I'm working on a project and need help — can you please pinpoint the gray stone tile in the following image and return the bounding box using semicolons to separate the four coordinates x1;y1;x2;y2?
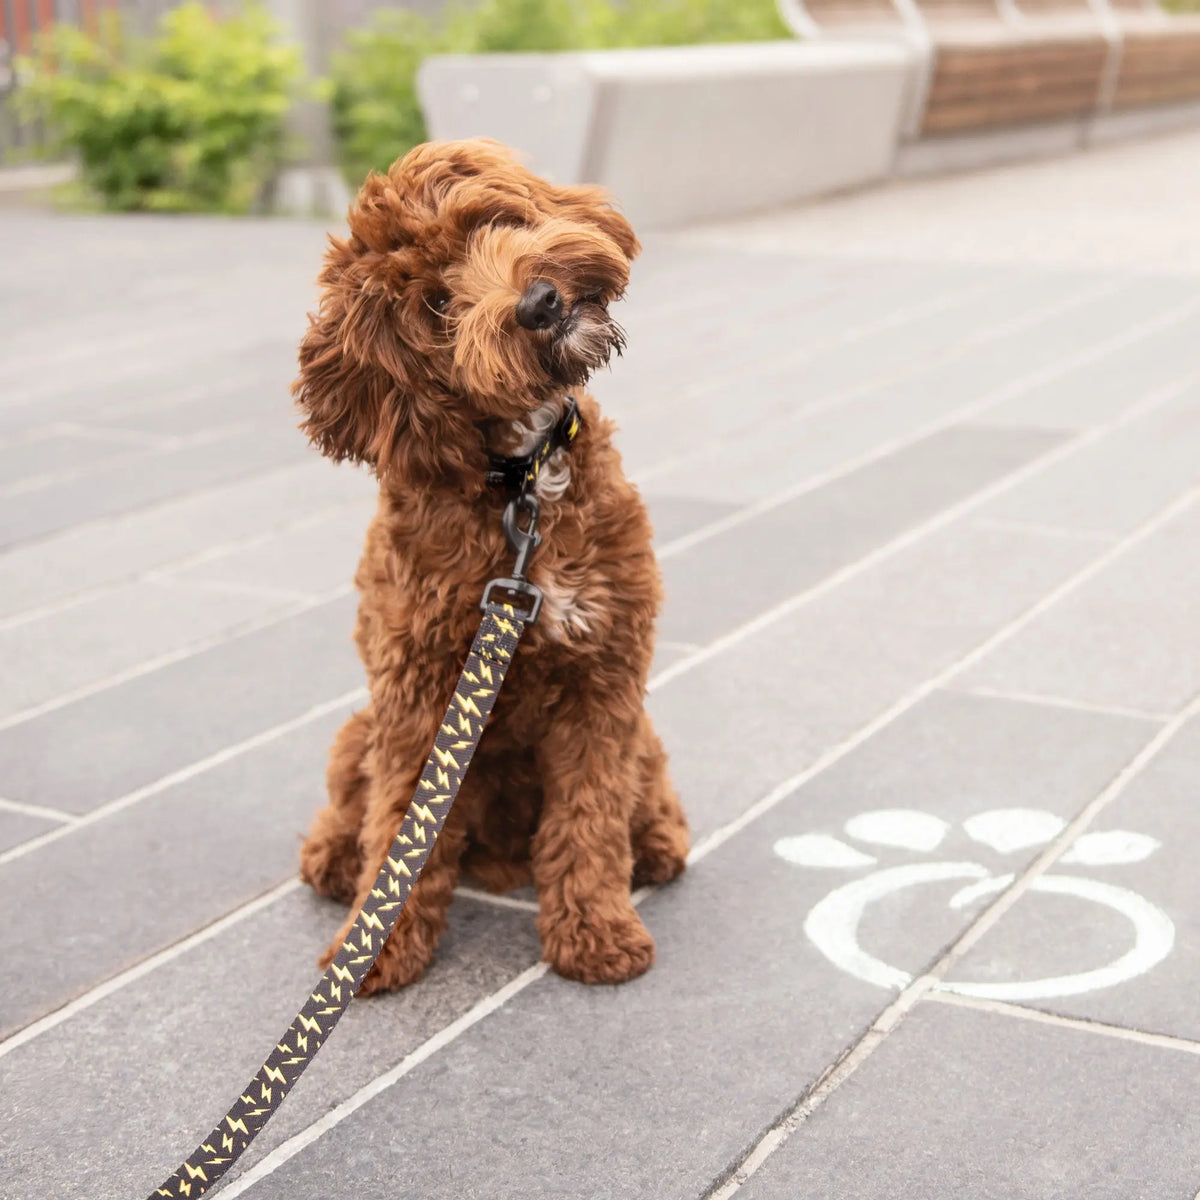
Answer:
232;689;1151;1200
0;593;361;814
652;520;1100;845
961;497;1200;714
0;808;60;855
0;460;374;621
0;424;308;549
954;711;1200;1043
981;379;1200;535
0;705;353;1034
163;505;373;599
0;577;290;722
614;275;1186;487
0;429;154;488
984;311;1200;430
739;1001;1200;1200
645;494;739;546
656;424;1065;647
0;892;540;1200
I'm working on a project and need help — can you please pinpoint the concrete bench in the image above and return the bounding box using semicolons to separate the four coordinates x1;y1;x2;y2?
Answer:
418;41;914;227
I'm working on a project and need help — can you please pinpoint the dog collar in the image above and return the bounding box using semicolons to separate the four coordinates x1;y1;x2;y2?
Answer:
485;396;582;493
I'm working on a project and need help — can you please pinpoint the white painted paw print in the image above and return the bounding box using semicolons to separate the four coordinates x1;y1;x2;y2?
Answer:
774;808;1174;1001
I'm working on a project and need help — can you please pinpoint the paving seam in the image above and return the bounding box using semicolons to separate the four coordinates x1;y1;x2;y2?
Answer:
0;583;355;733
927;991;1200;1056
0;493;372;633
657;295;1200;562
636;276;1120;489
214;457;1200;1198
0;687;369;869
971;516;1118;543
943;684;1173;723
0;796;76;824
3;362;1196;1044
2;281;1179;719
707;621;1200;1197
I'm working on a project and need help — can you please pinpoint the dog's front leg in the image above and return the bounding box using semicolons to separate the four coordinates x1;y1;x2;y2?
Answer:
320;691;468;994
533;695;655;984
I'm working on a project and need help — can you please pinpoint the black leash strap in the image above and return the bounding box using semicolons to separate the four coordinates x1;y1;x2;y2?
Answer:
148;498;543;1199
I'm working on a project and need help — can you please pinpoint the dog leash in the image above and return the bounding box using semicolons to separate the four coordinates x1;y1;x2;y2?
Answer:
147;492;545;1199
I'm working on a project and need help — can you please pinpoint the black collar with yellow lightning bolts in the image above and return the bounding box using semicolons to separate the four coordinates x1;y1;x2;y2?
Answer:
485;395;581;493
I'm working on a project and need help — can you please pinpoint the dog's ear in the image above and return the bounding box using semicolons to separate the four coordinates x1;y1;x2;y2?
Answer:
544;183;641;263
293;240;401;468
295;234;484;491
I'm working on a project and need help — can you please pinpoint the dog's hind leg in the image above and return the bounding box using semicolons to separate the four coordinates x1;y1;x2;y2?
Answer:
321;695;471;993
300;708;372;904
630;712;689;888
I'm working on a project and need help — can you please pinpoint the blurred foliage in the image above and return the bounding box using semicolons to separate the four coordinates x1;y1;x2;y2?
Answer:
16;2;300;212
329;0;790;185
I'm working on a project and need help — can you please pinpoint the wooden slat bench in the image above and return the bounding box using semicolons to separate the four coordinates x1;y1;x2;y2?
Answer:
1107;0;1200;109
778;0;1200;143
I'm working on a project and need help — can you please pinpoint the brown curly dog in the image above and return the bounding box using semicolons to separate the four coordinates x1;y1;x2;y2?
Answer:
295;139;689;993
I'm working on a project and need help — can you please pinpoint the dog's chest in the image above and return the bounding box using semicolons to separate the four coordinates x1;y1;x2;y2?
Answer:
538;575;603;642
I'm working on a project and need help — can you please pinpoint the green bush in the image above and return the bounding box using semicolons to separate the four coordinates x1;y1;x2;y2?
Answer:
17;2;300;212
328;0;790;185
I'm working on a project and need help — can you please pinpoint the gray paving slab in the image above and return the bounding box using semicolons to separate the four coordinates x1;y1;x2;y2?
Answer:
0;428;159;487
961;496;1200;714
980;379;1200;536
983;311;1200;430
653;518;1101;844
0;705;352;1035
738;1001;1200;1200
0;593;360;814
227;688;1152;1200
0;423;308;549
619;274;1182;494
163;505;374;599
644;494;740;545
954;710;1200;1043
0;341;294;438
0;460;374;620
0;576;292;722
0;892;540;1200
627;271;1095;502
657;424;1064;647
0;808;61;854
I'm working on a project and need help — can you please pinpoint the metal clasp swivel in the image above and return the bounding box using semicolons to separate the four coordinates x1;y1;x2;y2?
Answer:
480;493;544;623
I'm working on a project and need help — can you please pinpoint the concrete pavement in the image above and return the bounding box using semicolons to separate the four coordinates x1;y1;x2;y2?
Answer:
2;129;1200;1199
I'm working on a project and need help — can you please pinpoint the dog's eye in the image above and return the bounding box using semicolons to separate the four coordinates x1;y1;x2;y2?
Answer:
428;291;451;315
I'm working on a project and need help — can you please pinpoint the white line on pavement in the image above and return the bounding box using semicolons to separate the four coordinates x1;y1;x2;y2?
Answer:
0;796;76;824
0;688;367;869
650;370;1198;691
946;684;1172;724
927;991;1200;1057
0;879;303;1064
0;583;355;733
708;639;1200;1196
2;365;1195;1070
454;887;539;913
655;295;1199;562
220;472;1200;1197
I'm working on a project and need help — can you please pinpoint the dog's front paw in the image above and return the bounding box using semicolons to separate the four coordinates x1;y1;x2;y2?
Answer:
541;903;655;984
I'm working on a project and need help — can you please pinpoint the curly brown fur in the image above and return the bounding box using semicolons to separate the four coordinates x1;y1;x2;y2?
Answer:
296;139;689;991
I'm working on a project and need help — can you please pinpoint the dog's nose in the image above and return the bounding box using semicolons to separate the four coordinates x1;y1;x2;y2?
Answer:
515;280;563;331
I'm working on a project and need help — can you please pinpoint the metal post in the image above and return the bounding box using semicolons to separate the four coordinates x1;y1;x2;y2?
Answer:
266;0;351;217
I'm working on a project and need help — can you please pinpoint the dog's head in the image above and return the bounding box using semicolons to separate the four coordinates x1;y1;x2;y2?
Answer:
294;139;639;487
